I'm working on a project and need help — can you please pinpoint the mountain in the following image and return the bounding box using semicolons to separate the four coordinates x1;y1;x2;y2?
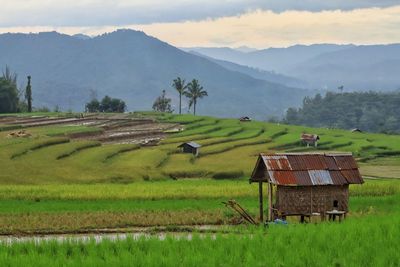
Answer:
181;47;249;65
234;46;258;53
286;44;400;91
0;30;310;119
186;44;353;72
188;44;400;91
72;34;91;40
189;51;309;89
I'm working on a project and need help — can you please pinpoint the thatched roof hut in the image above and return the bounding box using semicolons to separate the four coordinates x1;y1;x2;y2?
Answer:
250;152;364;222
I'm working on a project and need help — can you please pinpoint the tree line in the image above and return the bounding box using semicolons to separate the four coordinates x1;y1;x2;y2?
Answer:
153;78;208;115
283;91;400;134
85;96;126;113
1;66;208;115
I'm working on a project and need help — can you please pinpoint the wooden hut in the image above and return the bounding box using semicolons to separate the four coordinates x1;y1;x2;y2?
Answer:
250;152;364;222
301;133;319;147
178;142;201;156
351;128;362;133
239;116;252;122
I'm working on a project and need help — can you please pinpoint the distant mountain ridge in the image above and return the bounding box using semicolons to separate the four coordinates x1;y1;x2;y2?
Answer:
189;50;309;89
188;44;400;91
0;30;310;119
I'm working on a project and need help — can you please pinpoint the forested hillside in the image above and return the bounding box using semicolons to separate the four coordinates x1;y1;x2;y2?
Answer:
284;91;400;133
0;30;309;118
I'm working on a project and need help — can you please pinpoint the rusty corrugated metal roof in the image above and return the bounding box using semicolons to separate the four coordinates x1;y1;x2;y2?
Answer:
294;171;313;186
325;156;340;170
341;169;364;184
334;156;358;169
268;171;297;185
329;171;349;185
287;154;328;170
251;152;364;186
308;170;333;185
262;155;292;170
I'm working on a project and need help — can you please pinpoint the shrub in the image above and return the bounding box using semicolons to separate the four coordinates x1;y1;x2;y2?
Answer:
212;171;244;179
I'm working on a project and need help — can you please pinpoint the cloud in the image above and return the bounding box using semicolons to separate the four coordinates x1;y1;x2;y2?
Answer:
1;5;400;48
131;6;400;48
0;0;399;27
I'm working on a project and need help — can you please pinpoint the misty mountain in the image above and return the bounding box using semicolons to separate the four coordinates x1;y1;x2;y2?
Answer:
189;50;308;89
188;44;400;91
0;30;310;119
186;44;352;72
286;44;400;91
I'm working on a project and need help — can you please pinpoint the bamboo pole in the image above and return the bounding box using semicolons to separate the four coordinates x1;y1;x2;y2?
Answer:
259;182;263;223
268;183;273;222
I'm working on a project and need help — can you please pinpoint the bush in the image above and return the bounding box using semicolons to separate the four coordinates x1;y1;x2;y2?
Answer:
212;171;244;179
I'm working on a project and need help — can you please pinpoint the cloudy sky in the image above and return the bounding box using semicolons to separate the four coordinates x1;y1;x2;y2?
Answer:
1;0;400;48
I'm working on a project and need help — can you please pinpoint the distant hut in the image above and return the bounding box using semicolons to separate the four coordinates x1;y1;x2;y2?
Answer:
178;142;201;156
301;133;319;147
351;128;362;133
250;152;364;222
239;116;252;122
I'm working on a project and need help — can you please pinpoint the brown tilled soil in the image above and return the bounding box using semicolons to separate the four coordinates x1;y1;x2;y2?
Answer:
2;114;182;145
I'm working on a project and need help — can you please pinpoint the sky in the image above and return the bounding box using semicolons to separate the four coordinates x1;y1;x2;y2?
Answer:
1;0;400;48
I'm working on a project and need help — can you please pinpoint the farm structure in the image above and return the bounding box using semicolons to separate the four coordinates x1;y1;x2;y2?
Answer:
301;133;319;147
178;142;201;156
351;128;362;133
239;116;252;122
250;152;364;222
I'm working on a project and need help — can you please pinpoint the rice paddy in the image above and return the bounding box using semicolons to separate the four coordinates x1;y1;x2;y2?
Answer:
1;112;399;266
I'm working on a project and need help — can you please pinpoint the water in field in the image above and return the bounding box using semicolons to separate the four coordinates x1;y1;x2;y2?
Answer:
0;225;222;244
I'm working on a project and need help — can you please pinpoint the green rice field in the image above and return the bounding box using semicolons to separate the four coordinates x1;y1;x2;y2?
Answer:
0;112;399;266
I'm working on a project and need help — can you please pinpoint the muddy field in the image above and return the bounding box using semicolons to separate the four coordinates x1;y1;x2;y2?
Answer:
1;114;183;145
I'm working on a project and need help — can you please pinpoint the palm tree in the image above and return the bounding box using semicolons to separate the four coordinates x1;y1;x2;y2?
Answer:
184;79;208;115
172;77;188;114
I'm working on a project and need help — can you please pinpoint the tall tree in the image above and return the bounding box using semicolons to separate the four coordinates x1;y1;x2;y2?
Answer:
25;76;32;112
2;66;17;86
172;77;187;114
152;90;173;113
0;66;19;113
184;79;208;115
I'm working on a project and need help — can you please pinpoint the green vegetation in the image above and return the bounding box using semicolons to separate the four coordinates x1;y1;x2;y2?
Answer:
184;79;208;115
0;203;399;266
1;113;400;184
172;77;188;114
152;90;173;113
0;67;20;113
25;76;32;112
0;113;399;266
284;91;400;134
85;95;126;113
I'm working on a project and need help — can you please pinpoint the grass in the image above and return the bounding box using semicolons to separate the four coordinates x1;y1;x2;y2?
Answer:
1;113;400;182
1;112;400;235
0;112;400;265
0;214;399;266
0;179;398;234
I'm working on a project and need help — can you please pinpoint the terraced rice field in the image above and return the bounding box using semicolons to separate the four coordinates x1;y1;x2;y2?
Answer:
0;112;400;267
1;112;400;183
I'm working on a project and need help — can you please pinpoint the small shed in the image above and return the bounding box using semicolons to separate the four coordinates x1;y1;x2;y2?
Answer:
301;133;319;147
250;152;364;222
351;128;362;133
239;116;252;122
178;142;201;156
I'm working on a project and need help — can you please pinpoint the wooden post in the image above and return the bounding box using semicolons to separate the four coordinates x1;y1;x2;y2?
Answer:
268;182;273;222
258;182;263;223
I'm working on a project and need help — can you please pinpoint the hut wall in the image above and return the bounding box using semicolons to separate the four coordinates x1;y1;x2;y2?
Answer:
276;185;349;215
182;145;198;155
